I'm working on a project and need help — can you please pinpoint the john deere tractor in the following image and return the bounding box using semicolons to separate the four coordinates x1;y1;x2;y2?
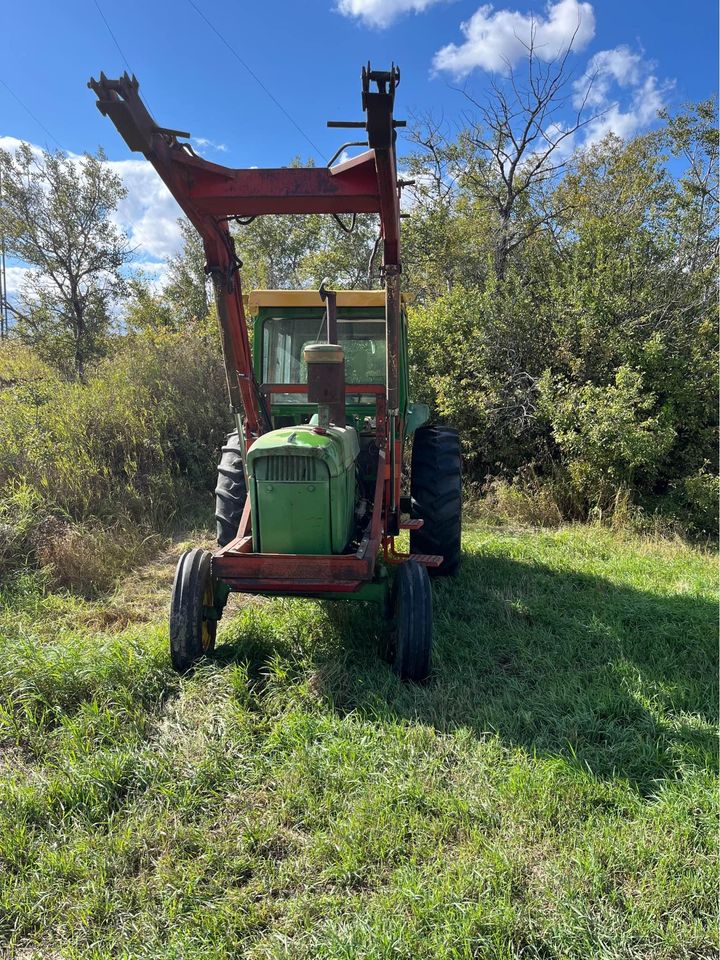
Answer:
89;64;461;681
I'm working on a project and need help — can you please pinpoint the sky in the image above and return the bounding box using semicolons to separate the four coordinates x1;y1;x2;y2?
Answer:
1;0;717;293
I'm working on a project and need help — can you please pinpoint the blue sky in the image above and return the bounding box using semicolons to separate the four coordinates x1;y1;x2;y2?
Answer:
2;0;717;288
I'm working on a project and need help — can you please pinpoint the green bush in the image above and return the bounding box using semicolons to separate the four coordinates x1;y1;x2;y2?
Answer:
408;279;716;534
408;277;548;478
0;330;227;523
404;105;717;536
539;366;677;510
0;329;228;587
0;482;45;574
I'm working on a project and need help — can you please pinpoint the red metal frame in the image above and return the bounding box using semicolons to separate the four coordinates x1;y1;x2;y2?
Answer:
89;66;439;594
259;383;385;394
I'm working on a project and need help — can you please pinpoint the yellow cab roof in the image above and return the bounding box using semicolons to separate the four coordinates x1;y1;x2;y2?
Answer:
245;290;408;313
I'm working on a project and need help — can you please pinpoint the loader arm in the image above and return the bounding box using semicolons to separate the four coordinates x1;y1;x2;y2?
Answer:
88;68;403;455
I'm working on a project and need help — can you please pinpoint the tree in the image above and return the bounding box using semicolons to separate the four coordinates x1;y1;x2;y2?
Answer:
458;23;603;279
407;98;717;530
0;144;130;379
163;217;211;326
124;274;175;332
539;366;676;510
406;22;600;282
402;113;485;300
551;122;717;486
660;97;718;274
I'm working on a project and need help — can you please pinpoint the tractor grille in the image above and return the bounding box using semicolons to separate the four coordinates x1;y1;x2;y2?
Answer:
258;456;324;482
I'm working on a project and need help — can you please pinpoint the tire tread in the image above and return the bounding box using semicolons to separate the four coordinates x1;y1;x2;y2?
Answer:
215;431;247;547
410;425;462;576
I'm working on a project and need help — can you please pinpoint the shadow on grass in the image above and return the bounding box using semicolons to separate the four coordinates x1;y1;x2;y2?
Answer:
215;552;717;794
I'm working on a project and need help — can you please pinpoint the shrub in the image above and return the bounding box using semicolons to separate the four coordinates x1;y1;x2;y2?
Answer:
0;329;227;524
35;521;163;595
471;474;565;528
0;482;47;575
0;328;228;588
539;366;677;511
408;278;549;478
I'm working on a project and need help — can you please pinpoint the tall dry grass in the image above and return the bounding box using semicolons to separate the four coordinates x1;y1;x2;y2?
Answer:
0;330;228;592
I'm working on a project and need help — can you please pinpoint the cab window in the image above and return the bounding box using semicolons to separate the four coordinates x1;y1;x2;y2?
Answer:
262;317;386;385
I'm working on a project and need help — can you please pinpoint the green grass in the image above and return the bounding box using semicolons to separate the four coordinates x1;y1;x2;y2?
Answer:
0;522;716;959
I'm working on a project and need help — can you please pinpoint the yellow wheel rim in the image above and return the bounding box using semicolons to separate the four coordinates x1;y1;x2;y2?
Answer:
201;578;214;652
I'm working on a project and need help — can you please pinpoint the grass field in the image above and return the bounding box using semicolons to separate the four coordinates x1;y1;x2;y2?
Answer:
0;521;717;959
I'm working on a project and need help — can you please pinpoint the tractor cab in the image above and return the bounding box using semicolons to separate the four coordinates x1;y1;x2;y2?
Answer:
243;289;414;557
248;290;407;431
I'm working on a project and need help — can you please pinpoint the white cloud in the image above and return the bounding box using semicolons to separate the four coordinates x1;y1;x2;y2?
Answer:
129;259;171;292
583;76;669;145
336;0;446;29
574;45;642;107
433;0;595;78
131;259;169;276
4;264;34;297
192;136;228;154
106;157;183;261
574;46;673;146
0;135;43;157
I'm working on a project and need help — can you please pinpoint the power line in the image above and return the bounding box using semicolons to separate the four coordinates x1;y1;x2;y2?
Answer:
0;77;63;150
92;0;133;75
186;0;323;158
91;0;156;116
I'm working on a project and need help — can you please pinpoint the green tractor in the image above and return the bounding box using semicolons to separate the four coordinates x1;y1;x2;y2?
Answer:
207;288;462;679
89;64;461;681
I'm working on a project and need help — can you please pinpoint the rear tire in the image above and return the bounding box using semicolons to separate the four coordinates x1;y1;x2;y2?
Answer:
170;548;216;672
215;431;247;547
410;425;462;577
388;559;433;683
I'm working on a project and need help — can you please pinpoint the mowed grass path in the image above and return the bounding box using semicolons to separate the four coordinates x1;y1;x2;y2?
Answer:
0;523;716;959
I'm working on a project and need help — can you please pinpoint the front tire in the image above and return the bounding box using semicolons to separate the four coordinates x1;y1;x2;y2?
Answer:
170;548;216;672
388;559;433;682
410;425;462;577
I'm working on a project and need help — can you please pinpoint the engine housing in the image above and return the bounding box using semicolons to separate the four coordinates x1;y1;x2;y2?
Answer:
246;425;359;555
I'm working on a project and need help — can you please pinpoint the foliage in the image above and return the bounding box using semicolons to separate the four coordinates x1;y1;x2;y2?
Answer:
233;210;379;290
540;366;676;508
2;88;717;537
124;189;379;338
408;276;552;478
0;144;131;379
666;467;720;538
124;274;176;332
406;100;718;532
0;331;227;587
164;217;212;325
0;522;715;955
124;220;215;334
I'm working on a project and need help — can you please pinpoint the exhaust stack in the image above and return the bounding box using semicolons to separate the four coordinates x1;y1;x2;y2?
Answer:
304;342;346;430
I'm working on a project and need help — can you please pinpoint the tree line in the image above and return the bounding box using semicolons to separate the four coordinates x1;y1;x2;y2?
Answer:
0;48;716;532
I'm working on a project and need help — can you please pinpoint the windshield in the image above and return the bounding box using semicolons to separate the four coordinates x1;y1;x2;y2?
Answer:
262;317;386;385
